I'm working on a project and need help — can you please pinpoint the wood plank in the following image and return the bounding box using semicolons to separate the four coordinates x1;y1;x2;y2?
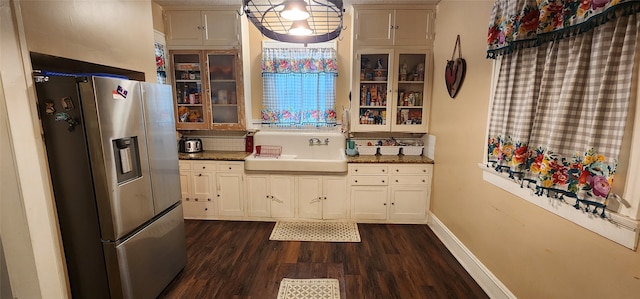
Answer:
158;220;488;299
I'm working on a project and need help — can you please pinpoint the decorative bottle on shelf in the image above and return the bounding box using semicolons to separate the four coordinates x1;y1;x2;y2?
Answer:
183;84;189;103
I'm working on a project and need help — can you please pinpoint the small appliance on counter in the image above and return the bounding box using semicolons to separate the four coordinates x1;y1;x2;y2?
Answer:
179;137;203;153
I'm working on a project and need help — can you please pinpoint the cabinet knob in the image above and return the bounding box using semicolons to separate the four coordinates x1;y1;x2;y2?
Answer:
355;169;358;172
355;180;358;183
217;194;220;197
396;169;399;172
195;198;198;201
422;180;426;183
389;25;394;30
324;196;327;200
208;198;212;201
384;203;387;205
198;173;202;177
186;197;190;201
382;169;385;172
391;202;395;205
395;25;399;29
204;207;208;211
229;167;232;170
423;169;426;172
396;180;399;182
202;166;206;169
382;180;385;183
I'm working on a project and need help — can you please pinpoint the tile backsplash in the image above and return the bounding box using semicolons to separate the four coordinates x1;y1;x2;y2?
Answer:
180;131;246;151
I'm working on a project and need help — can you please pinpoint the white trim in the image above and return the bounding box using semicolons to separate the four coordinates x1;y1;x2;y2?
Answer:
428;213;516;299
480;163;640;250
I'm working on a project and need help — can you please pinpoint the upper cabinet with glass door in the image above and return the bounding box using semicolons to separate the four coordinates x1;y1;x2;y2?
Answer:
170;49;245;130
392;51;430;132
351;50;431;133
207;50;244;130
352;51;393;131
172;51;208;130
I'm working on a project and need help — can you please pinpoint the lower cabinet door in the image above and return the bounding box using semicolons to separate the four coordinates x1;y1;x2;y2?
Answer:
269;175;295;218
389;186;428;222
246;175;269;217
216;173;244;217
351;186;388;220
298;176;323;219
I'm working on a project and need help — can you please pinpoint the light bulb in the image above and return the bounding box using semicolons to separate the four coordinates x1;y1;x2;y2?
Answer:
288;20;313;36
280;0;310;21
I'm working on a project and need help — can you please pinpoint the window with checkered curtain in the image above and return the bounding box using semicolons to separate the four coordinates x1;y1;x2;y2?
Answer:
486;0;640;217
261;47;338;126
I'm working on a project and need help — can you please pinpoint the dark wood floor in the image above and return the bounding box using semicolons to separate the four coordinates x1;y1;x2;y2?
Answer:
158;220;488;299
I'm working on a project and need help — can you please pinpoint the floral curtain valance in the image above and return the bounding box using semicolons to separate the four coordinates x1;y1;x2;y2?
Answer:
487;0;640;58
262;48;338;74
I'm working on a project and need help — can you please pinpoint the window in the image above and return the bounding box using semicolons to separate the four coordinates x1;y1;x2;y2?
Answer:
261;46;338;126
484;0;640;248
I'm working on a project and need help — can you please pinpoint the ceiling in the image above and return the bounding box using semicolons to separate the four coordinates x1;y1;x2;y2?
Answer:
154;0;441;7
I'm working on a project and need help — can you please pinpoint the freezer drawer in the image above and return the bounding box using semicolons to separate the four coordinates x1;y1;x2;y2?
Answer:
103;203;187;299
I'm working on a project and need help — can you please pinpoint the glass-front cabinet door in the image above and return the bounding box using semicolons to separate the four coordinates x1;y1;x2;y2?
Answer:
351;49;430;133
352;50;393;132
170;50;245;131
172;51;208;130
207;50;244;130
391;51;430;132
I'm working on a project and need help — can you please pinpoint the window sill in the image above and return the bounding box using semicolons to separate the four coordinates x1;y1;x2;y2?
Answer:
479;163;639;250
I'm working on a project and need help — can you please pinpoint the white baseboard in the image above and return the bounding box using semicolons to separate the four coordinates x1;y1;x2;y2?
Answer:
428;213;516;299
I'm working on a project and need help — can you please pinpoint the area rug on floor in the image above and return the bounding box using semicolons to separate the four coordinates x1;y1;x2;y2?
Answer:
277;278;340;299
269;221;361;242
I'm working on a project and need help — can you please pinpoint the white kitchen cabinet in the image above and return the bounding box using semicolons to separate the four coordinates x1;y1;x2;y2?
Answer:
388;164;432;222
164;9;240;47
179;160;245;219
351;50;432;133
349;164;389;221
349;163;432;223
246;174;295;218
354;7;435;47
351;186;389;220
215;163;245;217
181;161;217;218
298;175;348;220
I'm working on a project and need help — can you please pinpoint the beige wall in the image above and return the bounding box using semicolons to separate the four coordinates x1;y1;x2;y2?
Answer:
431;1;640;298
246;13;353;123
21;0;158;82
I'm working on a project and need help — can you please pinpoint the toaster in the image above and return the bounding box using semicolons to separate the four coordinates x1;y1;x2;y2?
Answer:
179;138;203;153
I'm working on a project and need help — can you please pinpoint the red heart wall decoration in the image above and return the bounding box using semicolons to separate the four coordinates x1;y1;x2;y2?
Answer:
445;35;466;98
445;58;466;98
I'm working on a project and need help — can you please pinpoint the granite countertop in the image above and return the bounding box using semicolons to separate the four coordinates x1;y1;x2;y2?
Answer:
179;151;434;164
178;151;249;161
347;155;434;164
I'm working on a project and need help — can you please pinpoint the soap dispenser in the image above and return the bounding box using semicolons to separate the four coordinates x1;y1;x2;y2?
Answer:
346;139;358;156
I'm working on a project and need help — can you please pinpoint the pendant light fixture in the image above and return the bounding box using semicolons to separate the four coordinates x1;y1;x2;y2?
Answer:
280;0;310;21
243;0;344;44
288;19;313;36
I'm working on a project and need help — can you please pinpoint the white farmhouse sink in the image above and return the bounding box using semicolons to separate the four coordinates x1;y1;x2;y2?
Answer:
244;130;347;173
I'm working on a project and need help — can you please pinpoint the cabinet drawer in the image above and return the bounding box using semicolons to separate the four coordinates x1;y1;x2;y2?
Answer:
179;161;191;171
390;175;430;185
217;162;244;173
191;161;217;172
349;165;389;175
351;175;388;186
390;165;432;175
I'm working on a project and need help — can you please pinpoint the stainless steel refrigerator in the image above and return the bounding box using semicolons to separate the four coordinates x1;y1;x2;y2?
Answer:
35;75;187;299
